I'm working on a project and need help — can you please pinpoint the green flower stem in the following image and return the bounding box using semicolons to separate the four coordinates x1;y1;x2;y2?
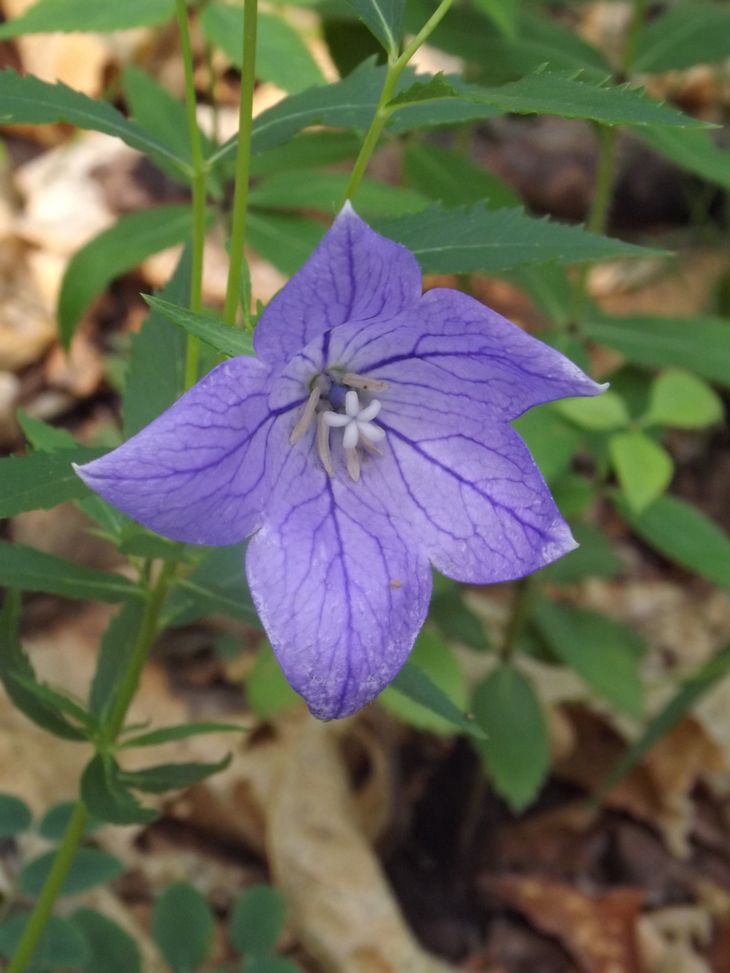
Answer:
176;0;208;389
8;563;176;973
6;804;89;973
501;576;538;662
572;0;647;326
344;0;456;201
222;0;258;327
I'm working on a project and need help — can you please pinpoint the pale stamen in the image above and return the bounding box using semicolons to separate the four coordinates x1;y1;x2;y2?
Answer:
316;411;334;476
345;447;361;482
289;386;322;444
341;372;388;393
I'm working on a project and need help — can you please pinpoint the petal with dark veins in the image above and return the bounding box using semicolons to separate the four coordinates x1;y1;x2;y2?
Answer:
75;357;300;546
246;449;432;719
253;203;422;369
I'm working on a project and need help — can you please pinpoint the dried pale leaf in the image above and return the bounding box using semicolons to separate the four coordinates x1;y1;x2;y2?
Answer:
486;874;645;973
0;239;56;370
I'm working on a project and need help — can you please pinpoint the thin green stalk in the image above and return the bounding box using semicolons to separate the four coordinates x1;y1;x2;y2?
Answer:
222;0;258;327
8;564;176;973
501;576;537;662
6;804;89;973
620;0;649;76
344;0;456;201
176;0;208;388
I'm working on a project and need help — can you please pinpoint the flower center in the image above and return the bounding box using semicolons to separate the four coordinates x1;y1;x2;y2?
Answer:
289;372;387;482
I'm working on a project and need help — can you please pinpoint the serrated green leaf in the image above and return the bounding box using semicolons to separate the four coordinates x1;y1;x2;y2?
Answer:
345;0;404;54
609;429;674;513
120;721;248;749
533;601;645;719
58;205;195;345
246;646;301;719
472;664;549;811
0;541;141;602
118;754;231;793
0;69;187;173
17;410;76;450
153;883;214;973
72;908;142;973
0;0;173;35
472;71;708;128
634;2;730;73
0;914;90;972
230;884;286;957
388;73;460;108
644;369;723;429
378;203;658;275
555;391;628;431
20;847;123;898
0;447;104;517
380;631;468;734
389;658;485;740
404;141;518;209
584;313;730;388
144;296;254;358
0;793;32;838
250;171;425;218
0;594;89;741
201;4;325;94
123;247;190;438
618;494;730;587
81;755;158;826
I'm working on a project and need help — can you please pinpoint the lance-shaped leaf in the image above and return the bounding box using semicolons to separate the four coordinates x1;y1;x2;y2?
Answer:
0;542;142;602
0;0;174;35
59;205;196;345
345;0;404;55
144;297;254;359
638;126;730;192
389;658;485;739
378;203;661;274
81;755;157;826
634;1;730;73
0;69;187;173
0;447;104;517
117;754;231;793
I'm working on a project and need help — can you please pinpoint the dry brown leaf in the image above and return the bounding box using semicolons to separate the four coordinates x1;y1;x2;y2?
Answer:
486;874;645;973
0;238;56;371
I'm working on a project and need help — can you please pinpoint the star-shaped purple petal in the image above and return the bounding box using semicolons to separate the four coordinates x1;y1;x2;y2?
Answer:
76;203;605;719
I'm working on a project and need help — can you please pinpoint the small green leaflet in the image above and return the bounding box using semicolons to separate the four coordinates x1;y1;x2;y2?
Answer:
152;883;214;973
71;909;142;973
0;794;32;838
229;885;286;958
609;430;674;514
0;0;174;35
472;664;550;811
20;848;122;897
643;370;723;430
0;447;103;518
533;601;645;719
117;755;231;794
0;70;187;174
389;659;485;740
59;205;195;346
345;0;404;55
0;914;90;971
0;541;142;603
144;297;254;358
584;313;730;388
617;494;730;588
119;721;248;749
378;204;661;274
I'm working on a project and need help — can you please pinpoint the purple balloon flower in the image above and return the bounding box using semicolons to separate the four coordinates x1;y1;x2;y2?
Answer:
76;204;604;719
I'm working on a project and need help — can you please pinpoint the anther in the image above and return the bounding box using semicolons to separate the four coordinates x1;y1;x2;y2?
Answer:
289;386;321;444
316;412;334;476
341;372;388;393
